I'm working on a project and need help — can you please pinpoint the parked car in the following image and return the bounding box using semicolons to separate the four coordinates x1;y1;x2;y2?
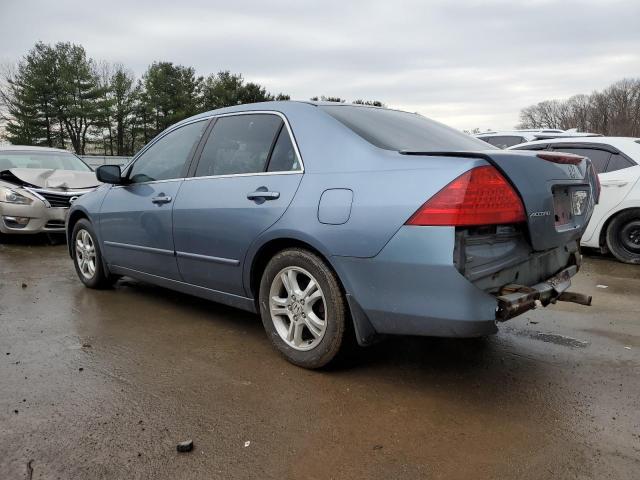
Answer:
510;137;640;264
0;146;99;235
66;102;598;368
476;129;600;149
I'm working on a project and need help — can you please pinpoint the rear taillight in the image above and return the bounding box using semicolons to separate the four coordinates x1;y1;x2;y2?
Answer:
536;152;583;165
406;166;526;226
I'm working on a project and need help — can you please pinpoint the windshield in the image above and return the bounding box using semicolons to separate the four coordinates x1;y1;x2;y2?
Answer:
320;105;495;152
0;150;92;172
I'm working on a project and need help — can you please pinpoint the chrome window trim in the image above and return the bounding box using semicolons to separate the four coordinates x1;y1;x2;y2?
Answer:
118;110;304;188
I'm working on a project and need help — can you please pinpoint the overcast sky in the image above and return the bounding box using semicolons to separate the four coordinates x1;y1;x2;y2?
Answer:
1;0;639;131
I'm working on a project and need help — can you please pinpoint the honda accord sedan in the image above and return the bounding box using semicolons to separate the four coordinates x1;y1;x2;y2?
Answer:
0;146;98;235
66;101;599;368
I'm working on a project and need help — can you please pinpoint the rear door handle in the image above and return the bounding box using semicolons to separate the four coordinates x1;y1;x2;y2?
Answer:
247;190;280;201
151;195;172;204
601;181;628;188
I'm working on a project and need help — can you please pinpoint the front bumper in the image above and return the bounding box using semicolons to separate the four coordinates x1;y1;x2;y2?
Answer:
333;226;583;340
0;201;68;234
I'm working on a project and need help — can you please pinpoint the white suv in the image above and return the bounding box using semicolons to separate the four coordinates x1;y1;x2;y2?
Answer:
510;137;640;264
476;129;600;149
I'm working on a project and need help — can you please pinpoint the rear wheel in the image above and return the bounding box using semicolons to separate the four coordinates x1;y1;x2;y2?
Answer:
259;248;348;368
71;219;118;288
606;211;640;264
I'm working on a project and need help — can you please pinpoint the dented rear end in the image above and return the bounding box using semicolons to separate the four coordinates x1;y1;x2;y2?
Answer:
403;149;599;322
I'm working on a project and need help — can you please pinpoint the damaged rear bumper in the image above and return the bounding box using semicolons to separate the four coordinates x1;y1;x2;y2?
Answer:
496;265;592;321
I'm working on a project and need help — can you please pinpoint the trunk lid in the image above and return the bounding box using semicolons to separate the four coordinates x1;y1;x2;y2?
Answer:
401;150;599;251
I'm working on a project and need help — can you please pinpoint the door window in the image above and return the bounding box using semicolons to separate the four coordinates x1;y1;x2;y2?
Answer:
195;114;283;177
129;120;207;183
484;136;526;148
267;128;301;172
550;147;610;173
606;153;634;172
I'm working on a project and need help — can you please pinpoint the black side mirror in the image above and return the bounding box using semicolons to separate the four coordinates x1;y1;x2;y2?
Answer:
96;165;124;184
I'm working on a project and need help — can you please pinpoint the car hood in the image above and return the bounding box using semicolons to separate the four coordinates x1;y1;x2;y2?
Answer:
0;168;100;190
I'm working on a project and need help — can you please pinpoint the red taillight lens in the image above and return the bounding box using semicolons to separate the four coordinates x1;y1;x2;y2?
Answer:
406;166;526;226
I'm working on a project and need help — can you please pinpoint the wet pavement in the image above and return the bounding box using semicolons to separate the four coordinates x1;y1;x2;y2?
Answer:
1;237;639;479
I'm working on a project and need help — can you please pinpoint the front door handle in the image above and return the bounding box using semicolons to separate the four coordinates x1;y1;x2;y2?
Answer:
151;194;172;204
247;190;280;201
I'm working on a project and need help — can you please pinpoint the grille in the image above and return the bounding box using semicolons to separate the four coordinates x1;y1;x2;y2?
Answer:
30;189;87;208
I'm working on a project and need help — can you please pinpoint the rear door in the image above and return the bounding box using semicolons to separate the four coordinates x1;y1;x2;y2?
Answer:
99;120;208;279
173;113;303;296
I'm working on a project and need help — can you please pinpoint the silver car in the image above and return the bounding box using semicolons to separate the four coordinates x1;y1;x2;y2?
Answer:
0;146;98;235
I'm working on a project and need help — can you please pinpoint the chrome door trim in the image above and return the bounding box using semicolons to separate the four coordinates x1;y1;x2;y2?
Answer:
176;251;240;266
103;240;175;256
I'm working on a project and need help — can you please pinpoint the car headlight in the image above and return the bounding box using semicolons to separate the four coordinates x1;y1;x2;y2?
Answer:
0;186;34;205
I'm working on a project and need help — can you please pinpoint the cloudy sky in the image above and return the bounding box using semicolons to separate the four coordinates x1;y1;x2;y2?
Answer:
1;0;639;131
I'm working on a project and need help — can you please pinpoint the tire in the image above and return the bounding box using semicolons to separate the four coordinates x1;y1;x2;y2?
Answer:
605;210;640;264
259;248;349;369
71;219;118;288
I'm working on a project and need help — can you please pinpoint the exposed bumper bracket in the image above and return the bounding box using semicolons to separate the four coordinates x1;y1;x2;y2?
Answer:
495;265;589;321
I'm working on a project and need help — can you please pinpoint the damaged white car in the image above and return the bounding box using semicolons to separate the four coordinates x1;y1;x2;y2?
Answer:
0;146;99;235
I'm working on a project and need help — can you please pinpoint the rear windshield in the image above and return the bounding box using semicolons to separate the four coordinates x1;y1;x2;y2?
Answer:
320;105;494;152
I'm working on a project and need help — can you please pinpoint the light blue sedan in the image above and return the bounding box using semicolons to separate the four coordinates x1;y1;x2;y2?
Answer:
66;101;599;368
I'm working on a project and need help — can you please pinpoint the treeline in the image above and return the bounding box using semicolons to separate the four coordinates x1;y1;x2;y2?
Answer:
0;42;290;155
0;42;386;156
518;78;640;136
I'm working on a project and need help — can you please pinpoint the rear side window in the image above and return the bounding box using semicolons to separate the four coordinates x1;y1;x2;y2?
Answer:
320;105;493;152
129;120;206;183
267;127;301;172
606;153;634;172
195;114;283;177
551;147;611;173
483;136;526;149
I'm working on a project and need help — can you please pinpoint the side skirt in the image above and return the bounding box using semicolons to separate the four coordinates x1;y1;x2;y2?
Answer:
109;265;257;313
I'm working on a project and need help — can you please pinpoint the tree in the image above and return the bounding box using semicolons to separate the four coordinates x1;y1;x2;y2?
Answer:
311;96;346;103
517;78;640;136
139;62;202;139
54;42;105;154
352;99;385;107
200;71;286;111
1;42;62;147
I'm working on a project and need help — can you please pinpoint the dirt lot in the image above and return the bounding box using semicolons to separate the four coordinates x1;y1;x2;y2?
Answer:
1;237;639;479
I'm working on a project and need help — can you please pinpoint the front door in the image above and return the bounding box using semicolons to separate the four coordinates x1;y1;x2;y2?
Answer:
100;120;208;280
173;113;303;296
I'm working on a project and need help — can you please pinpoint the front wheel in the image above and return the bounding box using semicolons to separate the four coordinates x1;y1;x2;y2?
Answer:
259;248;349;369
71;219;118;288
606;211;640;264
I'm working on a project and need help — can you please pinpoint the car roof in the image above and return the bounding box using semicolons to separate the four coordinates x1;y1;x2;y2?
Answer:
0;145;71;153
510;136;640;160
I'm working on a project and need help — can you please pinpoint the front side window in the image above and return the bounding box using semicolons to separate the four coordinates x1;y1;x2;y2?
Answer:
129;120;206;183
551;147;611;173
195;114;283;177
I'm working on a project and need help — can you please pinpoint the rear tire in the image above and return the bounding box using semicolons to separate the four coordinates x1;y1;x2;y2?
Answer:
259;248;348;369
606;211;640;264
71;219;118;288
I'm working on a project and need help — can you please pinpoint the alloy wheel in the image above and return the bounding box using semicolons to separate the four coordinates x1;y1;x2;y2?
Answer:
269;266;327;351
75;229;97;280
